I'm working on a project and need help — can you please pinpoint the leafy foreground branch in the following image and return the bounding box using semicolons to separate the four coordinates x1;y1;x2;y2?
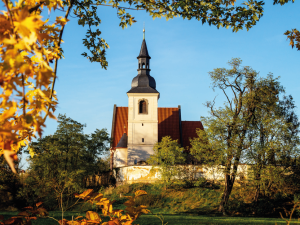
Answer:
0;189;155;225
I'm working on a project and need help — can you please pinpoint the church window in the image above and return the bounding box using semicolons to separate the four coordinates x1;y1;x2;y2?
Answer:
139;99;148;114
142;63;145;69
147;64;149;69
142;138;144;142
139;63;140;69
142;123;144;126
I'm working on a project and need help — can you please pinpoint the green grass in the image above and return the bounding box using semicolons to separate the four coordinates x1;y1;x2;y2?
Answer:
1;182;299;224
1;211;300;225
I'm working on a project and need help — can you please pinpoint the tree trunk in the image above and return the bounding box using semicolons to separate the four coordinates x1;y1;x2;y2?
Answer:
218;174;234;214
254;184;260;202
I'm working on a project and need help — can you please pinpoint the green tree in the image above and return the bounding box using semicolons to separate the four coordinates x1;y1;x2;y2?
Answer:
21;114;110;210
190;58;285;214
147;136;186;184
245;94;300;202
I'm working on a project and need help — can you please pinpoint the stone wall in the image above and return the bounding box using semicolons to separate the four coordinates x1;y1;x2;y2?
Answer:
113;164;250;185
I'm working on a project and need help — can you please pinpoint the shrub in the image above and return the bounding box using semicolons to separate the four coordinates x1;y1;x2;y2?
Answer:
194;177;207;187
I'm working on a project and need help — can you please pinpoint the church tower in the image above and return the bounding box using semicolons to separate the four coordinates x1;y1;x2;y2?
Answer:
126;29;159;165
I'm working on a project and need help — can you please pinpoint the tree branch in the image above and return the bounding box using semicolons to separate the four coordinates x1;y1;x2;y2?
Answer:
44;0;74;121
222;88;232;110
91;3;145;10
28;2;45;13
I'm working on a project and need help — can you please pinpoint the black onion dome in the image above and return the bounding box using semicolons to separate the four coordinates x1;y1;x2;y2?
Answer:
128;74;158;93
131;74;156;89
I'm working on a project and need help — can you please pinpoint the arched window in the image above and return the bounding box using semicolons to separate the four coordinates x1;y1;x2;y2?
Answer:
147;64;149;69
142;63;145;69
139;99;148;114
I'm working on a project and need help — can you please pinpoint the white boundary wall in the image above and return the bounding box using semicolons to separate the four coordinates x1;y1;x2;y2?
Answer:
114;164;250;185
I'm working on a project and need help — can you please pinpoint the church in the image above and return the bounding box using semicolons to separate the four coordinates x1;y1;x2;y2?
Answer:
110;30;203;169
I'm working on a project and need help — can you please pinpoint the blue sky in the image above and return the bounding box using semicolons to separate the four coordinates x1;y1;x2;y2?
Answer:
13;1;300;169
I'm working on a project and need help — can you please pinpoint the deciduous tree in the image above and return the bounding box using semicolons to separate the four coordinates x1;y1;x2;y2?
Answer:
190;58;288;214
21;114;110;210
245;94;300;202
147;136;186;183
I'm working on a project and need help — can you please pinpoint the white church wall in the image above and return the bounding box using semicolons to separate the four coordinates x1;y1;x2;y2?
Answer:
126;146;154;165
114;148;128;167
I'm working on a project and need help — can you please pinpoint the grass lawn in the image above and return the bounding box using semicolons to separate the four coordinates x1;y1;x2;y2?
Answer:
2;182;299;224
1;211;300;225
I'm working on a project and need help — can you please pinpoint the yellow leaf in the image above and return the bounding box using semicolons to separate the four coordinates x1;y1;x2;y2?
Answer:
0;102;17;122
134;190;147;198
77;189;93;199
85;211;101;222
14;7;43;37
92;193;103;201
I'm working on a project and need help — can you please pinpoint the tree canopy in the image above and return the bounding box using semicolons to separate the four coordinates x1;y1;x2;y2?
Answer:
190;58;300;214
147;136;186;183
21;114;110;210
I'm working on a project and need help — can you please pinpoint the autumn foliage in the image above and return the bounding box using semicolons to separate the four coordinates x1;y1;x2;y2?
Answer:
0;0;67;172
0;189;150;225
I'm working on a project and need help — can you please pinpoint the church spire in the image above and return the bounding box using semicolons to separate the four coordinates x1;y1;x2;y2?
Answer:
138;28;150;59
127;29;158;94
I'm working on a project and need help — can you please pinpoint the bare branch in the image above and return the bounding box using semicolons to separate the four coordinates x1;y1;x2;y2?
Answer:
222;88;232;111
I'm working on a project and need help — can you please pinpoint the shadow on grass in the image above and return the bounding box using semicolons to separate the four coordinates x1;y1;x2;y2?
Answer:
1;211;299;225
134;214;300;225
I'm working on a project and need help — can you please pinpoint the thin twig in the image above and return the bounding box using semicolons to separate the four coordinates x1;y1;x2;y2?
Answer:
46;215;60;223
65;197;81;211
91;3;145;10
4;0;15;35
44;0;74;121
22;74;26;116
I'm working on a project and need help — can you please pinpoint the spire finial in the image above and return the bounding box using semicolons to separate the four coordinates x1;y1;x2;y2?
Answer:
143;22;145;40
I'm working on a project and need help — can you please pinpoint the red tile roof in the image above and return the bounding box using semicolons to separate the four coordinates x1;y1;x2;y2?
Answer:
111;107;203;149
112;107;128;148
181;121;203;148
158;107;181;143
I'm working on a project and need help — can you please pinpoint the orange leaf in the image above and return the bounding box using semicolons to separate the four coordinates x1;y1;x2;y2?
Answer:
17;211;30;217
36;202;42;207
3;150;17;173
77;189;93;199
108;220;120;225
86;220;100;224
3;218;16;225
